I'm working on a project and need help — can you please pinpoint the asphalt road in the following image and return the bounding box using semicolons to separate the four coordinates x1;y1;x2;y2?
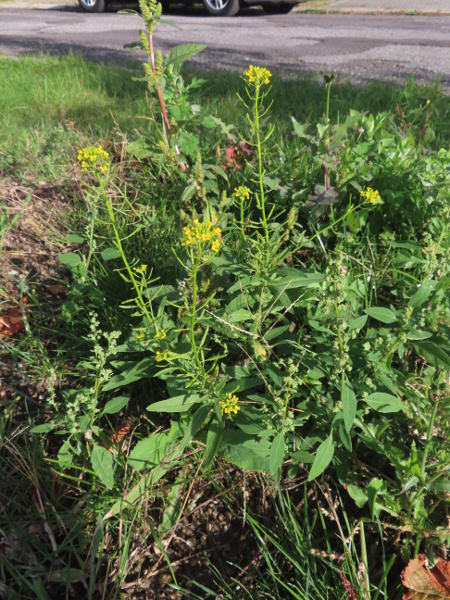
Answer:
0;6;449;90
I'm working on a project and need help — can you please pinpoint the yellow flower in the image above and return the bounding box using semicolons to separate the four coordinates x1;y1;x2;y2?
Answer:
219;393;240;417
243;65;272;86
360;187;382;205
233;186;250;202
155;329;166;340
77;145;110;173
155;349;168;362
181;219;221;254
133;264;148;274
211;239;221;253
135;330;144;340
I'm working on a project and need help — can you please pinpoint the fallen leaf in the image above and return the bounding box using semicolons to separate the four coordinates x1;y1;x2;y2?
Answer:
401;554;450;599
0;297;30;337
48;284;67;296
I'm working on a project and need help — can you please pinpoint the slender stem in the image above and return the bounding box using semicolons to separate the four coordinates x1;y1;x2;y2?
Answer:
190;256;202;372
421;388;439;476
360;520;371;599
254;84;270;254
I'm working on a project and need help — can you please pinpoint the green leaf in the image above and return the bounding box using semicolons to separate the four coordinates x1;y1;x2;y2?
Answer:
128;433;172;470
102;358;154;392
204;421;224;469
66;234;84;243
308;434;335;481
59;253;81;268
30;423;55;434
91;443;114;489
166;43;206;66
413;341;450;370
347;484;367;508
101;247;121;261
103;394;130;415
368;478;385;518
364;307;397;324
179;405;211;454
364;392;404;413
408;280;433;308
348;315;368;331
342;380;357;432
147;393;204;413
226;308;252;323
220;433;271;472
270;432;285;477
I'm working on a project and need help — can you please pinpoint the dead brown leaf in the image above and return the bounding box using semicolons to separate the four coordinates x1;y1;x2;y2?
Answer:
401;554;450;599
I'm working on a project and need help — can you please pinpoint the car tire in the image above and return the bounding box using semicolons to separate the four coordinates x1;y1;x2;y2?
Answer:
262;2;296;13
78;0;106;12
202;0;240;16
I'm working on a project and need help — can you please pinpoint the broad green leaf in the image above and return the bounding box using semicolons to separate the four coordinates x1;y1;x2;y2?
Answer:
270;432;285;477
342;380;357;432
59;252;81;268
308;434;335;481
30;423;55;434
66;234;84;243
226;308;252;323
103;394;130;415
147;393;204;413
204;421;224;469
347;484;368;508
290;450;315;464
406;329;432;341
408;280;433;308
179;405;211;454
413;341;450;370
364;307;397;324
101;247;121;261
264;325;289;340
91;443;114;489
219;430;271;472
348;315;368;331
166;43;206;66
364;392;404;413
102;358;154;392
128;433;172;470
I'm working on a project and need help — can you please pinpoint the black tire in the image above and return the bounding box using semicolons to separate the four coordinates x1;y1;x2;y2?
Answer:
78;0;106;12
262;2;296;13
202;0;240;16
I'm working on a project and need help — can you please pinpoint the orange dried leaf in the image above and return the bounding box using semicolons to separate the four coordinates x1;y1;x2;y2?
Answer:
48;284;67;296
0;298;29;337
401;554;450;599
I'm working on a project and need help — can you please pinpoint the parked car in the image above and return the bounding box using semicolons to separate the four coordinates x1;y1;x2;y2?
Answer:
78;0;303;16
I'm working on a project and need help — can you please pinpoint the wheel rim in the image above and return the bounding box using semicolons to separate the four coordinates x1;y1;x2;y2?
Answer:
204;0;230;11
81;0;96;7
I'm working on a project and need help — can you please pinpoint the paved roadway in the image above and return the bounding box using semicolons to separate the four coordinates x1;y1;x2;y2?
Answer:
0;6;449;90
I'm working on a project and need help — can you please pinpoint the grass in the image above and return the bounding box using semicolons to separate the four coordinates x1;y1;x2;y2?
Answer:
1;51;449;599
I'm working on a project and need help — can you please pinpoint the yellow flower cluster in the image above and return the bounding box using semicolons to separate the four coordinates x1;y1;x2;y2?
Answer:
233;186;250;202
155;329;166;340
181;219;221;253
133;264;147;274
156;349;168;362
77;145;110;172
136;329;144;340
361;187;382;205
243;65;272;86
219;393;240;417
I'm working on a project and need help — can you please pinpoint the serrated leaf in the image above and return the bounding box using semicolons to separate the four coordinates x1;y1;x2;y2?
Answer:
308;434;335;481
219;430;271;472
364;307;397;324
364;392;404;413
270;432;285;477
103;394;130;415
91;443;114;489
166;43;206;66
101;247;121;261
